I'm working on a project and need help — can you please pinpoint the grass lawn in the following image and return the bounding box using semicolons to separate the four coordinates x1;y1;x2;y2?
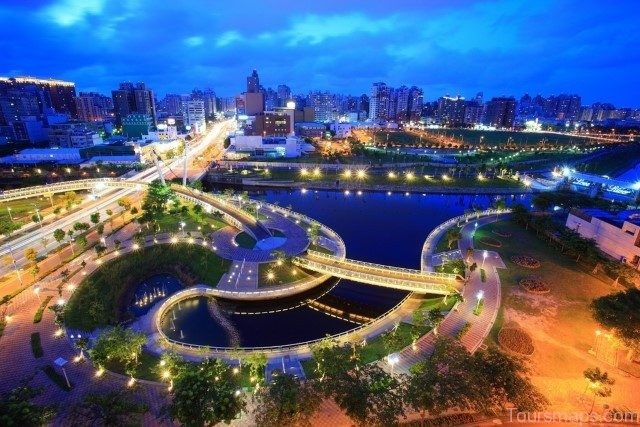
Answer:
104;350;160;381
64;244;231;330
433;226;460;254
257;262;315;287
234;232;256;249
146;201;226;236
308;243;334;255
576;143;640;176
0;193;73;224
417;295;456;312
473;218;640;411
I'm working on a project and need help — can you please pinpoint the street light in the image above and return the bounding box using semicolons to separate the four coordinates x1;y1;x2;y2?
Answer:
32;205;43;229
476;290;484;311
482;250;488;267
6;207;13;221
387;353;400;374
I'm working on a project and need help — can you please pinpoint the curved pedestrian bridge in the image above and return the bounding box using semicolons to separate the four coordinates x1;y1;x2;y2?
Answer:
294;250;463;295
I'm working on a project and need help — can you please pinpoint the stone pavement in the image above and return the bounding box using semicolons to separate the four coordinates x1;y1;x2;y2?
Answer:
395;213;508;373
217;260;260;291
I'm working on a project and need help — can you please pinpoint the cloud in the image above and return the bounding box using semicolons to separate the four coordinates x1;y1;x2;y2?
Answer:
40;0;104;26
216;31;243;47
184;36;205;47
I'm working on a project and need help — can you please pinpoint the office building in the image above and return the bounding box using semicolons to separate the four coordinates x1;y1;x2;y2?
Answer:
369;82;390;121
48;123;101;148
247;70;260;93
277;85;291;107
122;113;153;138
253;111;291;136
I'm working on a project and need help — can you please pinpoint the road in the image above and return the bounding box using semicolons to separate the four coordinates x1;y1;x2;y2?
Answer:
0;120;234;283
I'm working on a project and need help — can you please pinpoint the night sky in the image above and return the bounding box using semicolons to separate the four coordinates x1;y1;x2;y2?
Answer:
1;0;639;105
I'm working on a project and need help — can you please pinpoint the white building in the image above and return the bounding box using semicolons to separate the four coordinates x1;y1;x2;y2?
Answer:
181;99;206;134
225;135;314;159
566;208;640;269
0;148;82;164
144;123;178;141
330;120;352;138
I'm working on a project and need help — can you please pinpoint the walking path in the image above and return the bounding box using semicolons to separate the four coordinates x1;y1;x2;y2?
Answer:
395;213;508;373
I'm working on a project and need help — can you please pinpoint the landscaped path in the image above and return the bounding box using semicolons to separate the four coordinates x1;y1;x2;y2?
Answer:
395;213;507;373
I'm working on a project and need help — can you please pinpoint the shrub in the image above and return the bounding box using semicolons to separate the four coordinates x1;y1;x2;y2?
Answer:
34;296;53;323
31;332;43;358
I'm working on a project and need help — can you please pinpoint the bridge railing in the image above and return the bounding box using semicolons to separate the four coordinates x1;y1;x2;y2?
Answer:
154;287;414;356
303;250;460;282
421;208;511;271
293;257;455;293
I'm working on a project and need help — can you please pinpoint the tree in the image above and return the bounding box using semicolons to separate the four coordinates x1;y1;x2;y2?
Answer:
168;359;245;427
89;326;146;378
64;191;78;210
67;390;148;426
0;382;56;426
426;308;445;335
591;288;640;352
139;180;176;226
0;220;22;237
40;237;49;251
75;235;88;252
130;206;139;216
24;247;38;265
270;250;287;267
253;373;321;427
53;228;66;245
472;347;548;413
445;227;462;250
245;352;268;385
307;223;321;246
117;197;132;212
94;244;107;258
583;367;614;413
312;340;406;426
511;203;530;227
407;338;482;418
96;223;104;236
105;208;114;230
90;212;100;225
30;264;40;282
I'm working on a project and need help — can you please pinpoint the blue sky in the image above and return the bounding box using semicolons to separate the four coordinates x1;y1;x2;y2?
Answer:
1;0;639;105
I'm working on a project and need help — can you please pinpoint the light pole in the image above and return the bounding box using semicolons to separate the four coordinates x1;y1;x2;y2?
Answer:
33;285;41;301
387;353;400;374
180;221;186;237
482;250;488;268
32;205;43;229
475;290;484;311
6;207;13;222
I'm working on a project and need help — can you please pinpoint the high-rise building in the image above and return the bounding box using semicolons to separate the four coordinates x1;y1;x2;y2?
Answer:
408;87;424;121
247;70;260;93
191;89;217;117
111;82;156;126
181;99;206;133
369;82;390;121
265;88;278;110
277;85;291;107
395;86;411;121
163;94;183;115
308;91;335;122
483;97;516;128
0;76;77;118
437;96;466;125
75;92;110;122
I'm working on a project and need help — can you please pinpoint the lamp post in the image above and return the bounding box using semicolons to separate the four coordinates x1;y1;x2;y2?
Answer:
32;205;43;229
482;250;488;268
6;207;13;222
475;290;484;311
387;353;400;374
33;285;41;301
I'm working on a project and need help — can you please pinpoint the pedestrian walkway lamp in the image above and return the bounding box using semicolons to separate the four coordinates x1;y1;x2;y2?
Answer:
388;353;400;374
475;290;484;311
482;250;488;267
33;285;41;301
6;207;13;221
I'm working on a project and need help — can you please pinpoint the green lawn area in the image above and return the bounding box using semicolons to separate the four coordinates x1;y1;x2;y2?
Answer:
418;295;457;312
433;226;461;254
105;350;257;389
257;262;315;287
64;244;231;330
0;193;72;224
435;258;466;277
308;243;334;255
234;232;256;249
145;201;226;236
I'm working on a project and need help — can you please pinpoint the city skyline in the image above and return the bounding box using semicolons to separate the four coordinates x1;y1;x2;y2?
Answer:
1;0;639;105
